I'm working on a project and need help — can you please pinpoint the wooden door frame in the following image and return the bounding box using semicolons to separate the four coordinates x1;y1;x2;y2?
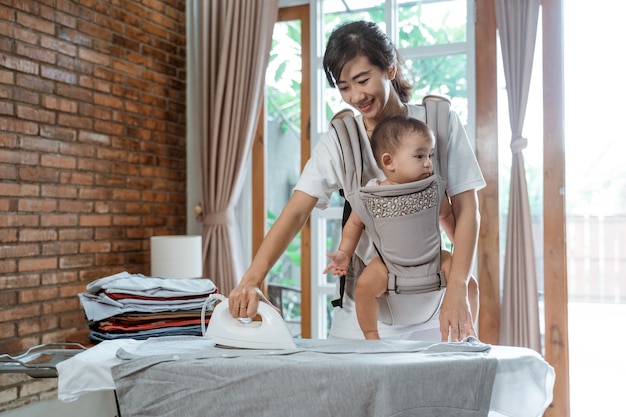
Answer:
252;4;311;338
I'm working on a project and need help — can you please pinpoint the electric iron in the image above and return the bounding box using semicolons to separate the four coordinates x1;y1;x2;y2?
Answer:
202;293;297;350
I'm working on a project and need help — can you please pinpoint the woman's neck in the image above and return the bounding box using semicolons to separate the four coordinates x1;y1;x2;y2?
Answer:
364;98;406;134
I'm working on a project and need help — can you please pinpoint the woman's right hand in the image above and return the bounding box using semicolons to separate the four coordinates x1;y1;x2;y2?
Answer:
228;282;281;319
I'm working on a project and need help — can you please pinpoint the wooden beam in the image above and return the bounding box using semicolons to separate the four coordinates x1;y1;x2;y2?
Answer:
542;0;570;415
252;105;265;259
474;0;500;345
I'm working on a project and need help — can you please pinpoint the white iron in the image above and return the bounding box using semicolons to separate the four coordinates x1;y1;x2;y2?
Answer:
202;294;297;350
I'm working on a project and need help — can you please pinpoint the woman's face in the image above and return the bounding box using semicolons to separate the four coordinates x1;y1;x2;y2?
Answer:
336;55;396;121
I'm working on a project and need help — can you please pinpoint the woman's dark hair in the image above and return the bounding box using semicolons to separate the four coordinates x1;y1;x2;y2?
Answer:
323;20;412;103
370;115;434;169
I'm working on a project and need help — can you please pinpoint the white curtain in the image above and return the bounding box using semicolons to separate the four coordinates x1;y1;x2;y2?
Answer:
496;0;542;352
188;0;279;294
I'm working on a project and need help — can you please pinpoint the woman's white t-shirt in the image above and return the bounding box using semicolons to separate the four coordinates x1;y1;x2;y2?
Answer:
293;103;486;341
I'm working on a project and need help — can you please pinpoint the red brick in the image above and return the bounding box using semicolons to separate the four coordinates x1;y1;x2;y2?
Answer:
93;119;124;135
78;46;110;65
16;42;55;64
0;291;17;308
17;105;55;124
18;257;58;272
41;271;78;286
40;214;78;227
41;95;78;113
41;184;79;199
39;124;77;141
19;287;59;304
93;91;123;109
0;54;39;74
0;117;39;135
57;83;92;101
3;214;40;228
17;198;58;213
41;155;76;169
0;68;14;83
42;241;79;256
80;241;111;253
58;200;93;213
18;166;59;183
0;101;14;115
18;229;58;242
59;141;96;158
0;304;41;323
79;214;111;227
59;255;94;270
0;274;40;290
58;228;94;241
40;6;77;30
17;316;59;336
41;65;78;84
40;35;77;56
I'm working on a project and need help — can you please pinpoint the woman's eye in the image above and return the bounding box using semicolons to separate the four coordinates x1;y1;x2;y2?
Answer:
358;78;369;85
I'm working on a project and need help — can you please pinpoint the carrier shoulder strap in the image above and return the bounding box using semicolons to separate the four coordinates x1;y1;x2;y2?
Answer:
330;109;360;308
422;95;451;181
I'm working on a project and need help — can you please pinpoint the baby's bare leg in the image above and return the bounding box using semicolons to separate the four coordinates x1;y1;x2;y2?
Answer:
355;257;388;340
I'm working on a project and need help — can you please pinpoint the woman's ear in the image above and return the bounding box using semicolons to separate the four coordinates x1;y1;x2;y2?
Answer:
387;65;398;81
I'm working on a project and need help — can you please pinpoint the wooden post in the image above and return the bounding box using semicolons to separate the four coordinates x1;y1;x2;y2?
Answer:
475;0;501;345
542;0;570;415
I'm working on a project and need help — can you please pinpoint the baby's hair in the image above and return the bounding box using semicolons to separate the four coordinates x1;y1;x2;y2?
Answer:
370;115;435;169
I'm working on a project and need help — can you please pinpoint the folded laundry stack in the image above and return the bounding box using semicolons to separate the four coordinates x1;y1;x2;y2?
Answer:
78;271;219;344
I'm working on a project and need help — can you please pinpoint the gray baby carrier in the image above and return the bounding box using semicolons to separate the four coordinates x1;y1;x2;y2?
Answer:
331;96;451;325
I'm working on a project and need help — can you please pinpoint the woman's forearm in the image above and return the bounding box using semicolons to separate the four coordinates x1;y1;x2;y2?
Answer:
447;190;480;287
239;190;318;288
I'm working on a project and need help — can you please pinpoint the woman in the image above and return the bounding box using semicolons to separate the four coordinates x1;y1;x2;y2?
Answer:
228;20;485;342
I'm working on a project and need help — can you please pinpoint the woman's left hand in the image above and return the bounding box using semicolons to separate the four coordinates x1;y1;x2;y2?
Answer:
438;282;476;342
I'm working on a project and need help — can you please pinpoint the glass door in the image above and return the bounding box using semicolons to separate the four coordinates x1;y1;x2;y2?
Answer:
254;5;310;338
564;2;625;415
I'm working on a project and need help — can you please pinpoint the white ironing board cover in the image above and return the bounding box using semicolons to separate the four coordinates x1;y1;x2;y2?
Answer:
57;336;554;417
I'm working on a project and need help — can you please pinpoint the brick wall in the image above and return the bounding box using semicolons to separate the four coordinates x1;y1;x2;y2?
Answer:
0;0;187;411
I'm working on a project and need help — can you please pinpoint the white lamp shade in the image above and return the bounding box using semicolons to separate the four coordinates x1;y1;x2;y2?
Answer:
150;235;203;278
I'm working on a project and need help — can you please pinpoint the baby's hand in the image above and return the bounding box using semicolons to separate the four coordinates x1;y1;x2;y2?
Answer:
323;250;350;276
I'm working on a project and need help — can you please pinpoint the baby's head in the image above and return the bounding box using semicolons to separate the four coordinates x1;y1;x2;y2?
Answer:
370;115;436;183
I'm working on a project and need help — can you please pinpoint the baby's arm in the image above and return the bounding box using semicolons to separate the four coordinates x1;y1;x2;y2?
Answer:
323;211;364;276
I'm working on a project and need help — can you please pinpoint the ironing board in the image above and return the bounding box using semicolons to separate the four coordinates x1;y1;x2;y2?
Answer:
56;336;554;417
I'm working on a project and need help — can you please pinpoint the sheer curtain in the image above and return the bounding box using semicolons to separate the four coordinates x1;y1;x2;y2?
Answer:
496;0;542;352
188;0;279;294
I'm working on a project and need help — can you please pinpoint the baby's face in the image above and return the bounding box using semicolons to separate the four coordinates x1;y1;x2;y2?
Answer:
387;132;435;184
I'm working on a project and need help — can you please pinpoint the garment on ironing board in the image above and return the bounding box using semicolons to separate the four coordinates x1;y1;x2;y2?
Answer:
331;113;448;325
